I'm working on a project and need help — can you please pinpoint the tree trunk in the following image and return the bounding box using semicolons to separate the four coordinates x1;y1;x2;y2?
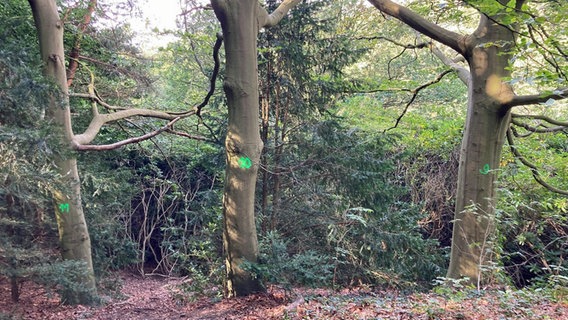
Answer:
447;14;515;285
367;0;523;285
212;0;265;297
212;0;299;296
29;0;97;304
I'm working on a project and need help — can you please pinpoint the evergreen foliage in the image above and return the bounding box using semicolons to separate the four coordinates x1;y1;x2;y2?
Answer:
0;0;96;303
1;0;566;305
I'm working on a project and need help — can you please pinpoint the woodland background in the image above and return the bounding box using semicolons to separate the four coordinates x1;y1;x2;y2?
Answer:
1;0;567;318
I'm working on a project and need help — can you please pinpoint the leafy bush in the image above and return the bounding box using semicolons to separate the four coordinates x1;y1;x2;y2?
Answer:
245;231;335;287
495;130;568;288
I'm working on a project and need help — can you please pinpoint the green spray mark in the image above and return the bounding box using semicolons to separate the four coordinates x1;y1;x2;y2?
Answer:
238;156;252;169
479;164;490;175
59;203;70;213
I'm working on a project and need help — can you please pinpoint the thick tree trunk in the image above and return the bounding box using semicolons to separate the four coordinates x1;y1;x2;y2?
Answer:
447;15;515;285
212;0;299;296
29;0;97;304
368;0;559;286
212;0;265;297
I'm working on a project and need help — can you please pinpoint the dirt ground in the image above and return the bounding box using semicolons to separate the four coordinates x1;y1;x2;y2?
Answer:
1;272;567;319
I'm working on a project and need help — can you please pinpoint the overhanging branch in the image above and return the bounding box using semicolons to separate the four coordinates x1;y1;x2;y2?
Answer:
69;31;223;149
367;0;467;55
73;117;181;151
504;88;568;109
512;114;568;127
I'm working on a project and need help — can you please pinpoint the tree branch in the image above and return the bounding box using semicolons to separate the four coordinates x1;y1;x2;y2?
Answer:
356;35;430;49
367;0;467;55
69;31;223;148
385;69;453;132
73;108;191;145
504;88;568;108
506;128;568;196
66;0;97;87
511;118;567;134
259;0;301;28
512;114;568;127
171;32;223;116
430;44;470;85
165;128;219;144
73;117;181;151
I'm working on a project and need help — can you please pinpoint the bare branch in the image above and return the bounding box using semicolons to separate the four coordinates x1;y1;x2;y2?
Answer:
510;125;534;138
171;33;223;117
259;0;301;28
356;36;430;49
367;0;467;55
504;88;568;108
512;114;568;127
165;128;219;144
349;87;411;94
69;32;223;148
73;117;181;151
511;118;567;133
73;108;191;145
385;69;453;132
430;44;470;85
506;128;568;196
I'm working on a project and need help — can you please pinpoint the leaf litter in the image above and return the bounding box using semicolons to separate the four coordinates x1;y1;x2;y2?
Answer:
1;272;566;319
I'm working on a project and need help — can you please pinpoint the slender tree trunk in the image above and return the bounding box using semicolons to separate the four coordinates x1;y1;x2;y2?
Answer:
212;0;265;297
447;15;515;284
270;85;283;230
260;84;270;222
29;0;97;304
212;0;299;296
66;0;97;87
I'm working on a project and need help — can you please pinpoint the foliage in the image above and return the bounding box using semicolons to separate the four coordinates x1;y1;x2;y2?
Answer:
496;128;568;288
0;0;98;304
253;117;447;288
243;231;335;288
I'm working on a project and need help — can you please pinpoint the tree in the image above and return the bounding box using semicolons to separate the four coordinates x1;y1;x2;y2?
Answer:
210;0;300;296
27;0;220;303
28;0;97;303
367;0;567;285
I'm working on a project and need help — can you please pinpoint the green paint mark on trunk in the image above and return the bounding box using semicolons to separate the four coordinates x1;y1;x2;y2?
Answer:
59;203;69;213
238;156;252;169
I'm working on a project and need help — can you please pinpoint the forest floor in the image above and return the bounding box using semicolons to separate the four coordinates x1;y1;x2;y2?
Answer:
1;271;567;319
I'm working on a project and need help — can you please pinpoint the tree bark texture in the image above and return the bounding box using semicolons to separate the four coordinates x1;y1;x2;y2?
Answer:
447;14;515;283
29;0;97;304
212;0;299;296
212;0;265;297
368;0;518;285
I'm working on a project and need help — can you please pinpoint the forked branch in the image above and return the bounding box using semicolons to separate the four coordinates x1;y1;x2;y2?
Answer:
73;117;181;151
512;114;568;127
70;33;224;150
511;118;567;134
259;0;302;28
